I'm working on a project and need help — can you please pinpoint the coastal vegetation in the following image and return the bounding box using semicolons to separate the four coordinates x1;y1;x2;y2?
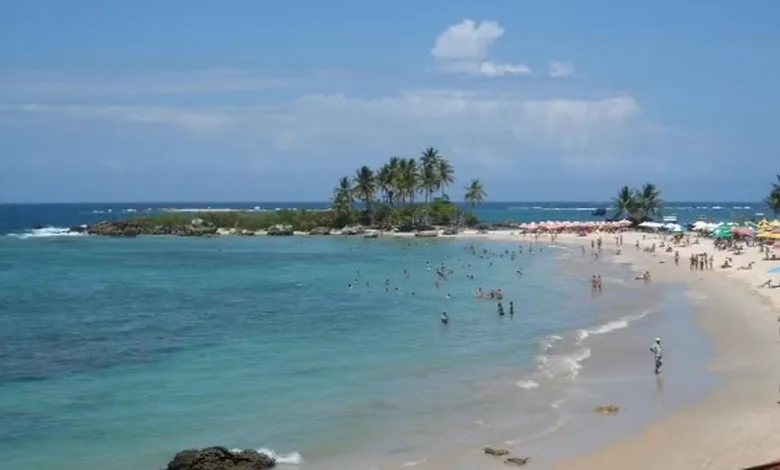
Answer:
764;174;780;216
91;147;483;235
612;183;663;222
331;148;481;229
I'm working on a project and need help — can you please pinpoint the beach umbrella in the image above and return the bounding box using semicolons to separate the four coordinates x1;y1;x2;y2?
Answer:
713;227;732;239
731;227;755;236
768;266;780;274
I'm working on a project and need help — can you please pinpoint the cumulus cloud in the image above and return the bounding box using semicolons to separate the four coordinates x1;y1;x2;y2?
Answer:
549;61;577;78
431;20;531;77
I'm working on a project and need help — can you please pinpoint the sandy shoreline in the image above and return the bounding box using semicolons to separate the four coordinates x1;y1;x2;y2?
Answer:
475;229;780;470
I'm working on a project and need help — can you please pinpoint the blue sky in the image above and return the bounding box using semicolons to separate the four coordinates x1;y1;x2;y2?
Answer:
0;0;778;202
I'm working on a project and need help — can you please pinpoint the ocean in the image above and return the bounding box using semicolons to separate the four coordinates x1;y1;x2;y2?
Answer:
0;201;768;237
0;203;732;469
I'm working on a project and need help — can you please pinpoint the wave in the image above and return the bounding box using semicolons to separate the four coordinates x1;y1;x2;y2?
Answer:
538;334;562;352
536;348;592;380
401;457;428;467
507;206;598;211
6;226;86;240
515;380;540;389
575;310;652;344
229;447;303;465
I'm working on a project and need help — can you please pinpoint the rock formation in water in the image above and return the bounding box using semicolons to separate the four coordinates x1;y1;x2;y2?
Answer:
87;221;218;237
165;446;275;470
266;224;293;236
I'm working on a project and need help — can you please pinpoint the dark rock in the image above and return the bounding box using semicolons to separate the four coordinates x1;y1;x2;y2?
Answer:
267;224;293;236
309;226;331;235
484;447;509;456
69;225;88;233
33;224;44;230
165;446;275;470
414;230;438;238
87;221;218;237
340;226;365;236
505;457;530;466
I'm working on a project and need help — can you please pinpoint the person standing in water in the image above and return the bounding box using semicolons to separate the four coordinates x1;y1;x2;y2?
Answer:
649;337;663;374
509;301;514;316
440;311;449;325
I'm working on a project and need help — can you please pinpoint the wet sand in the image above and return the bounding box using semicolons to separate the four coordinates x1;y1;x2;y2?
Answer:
531;231;780;470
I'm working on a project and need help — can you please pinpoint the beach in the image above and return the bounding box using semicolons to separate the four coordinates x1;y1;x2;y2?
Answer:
2;211;780;469
536;230;780;470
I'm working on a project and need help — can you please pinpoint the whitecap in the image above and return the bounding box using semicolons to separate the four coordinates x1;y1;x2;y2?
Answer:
538;334;562;352
6;226;86;240
575;310;653;344
401;457;428;467
537;348;592;380
516;380;539;389
230;447;304;465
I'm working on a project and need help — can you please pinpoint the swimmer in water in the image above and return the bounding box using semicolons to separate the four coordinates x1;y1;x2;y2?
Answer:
509;301;514;316
440;311;449;325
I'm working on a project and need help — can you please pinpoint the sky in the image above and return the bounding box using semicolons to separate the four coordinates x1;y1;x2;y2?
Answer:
0;0;778;203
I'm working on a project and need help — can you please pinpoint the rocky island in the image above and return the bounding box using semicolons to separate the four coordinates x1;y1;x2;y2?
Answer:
76;149;486;238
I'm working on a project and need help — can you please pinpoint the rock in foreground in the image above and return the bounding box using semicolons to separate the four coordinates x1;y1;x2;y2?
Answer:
166;446;275;470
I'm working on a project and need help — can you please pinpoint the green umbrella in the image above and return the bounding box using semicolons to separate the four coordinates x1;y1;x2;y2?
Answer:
713;227;733;239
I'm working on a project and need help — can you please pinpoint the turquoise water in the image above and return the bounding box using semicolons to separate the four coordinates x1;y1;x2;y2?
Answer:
0;235;615;469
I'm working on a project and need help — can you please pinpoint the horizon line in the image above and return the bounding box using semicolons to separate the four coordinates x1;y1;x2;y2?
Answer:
0;200;767;205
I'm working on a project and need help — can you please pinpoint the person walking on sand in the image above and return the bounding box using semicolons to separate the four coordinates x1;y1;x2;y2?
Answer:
650;337;663;374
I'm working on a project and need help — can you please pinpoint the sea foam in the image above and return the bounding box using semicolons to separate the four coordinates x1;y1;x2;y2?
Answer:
6;226;86;240
230;447;303;465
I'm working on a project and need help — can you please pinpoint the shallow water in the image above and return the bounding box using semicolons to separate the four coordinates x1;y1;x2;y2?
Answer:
1;235;627;470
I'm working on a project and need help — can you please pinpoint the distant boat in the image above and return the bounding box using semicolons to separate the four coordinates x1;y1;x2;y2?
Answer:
591;208;607;216
662;215;678;223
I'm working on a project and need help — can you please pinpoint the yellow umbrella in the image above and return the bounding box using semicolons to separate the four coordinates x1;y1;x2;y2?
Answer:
770;220;780;228
758;232;780;240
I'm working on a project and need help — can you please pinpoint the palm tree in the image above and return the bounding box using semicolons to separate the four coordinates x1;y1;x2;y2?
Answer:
332;176;354;227
353;166;376;223
765;174;780;217
437;158;455;198
612;186;637;220
397;158;419;205
419;148;440;202
376;163;393;205
636;183;662;220
464;179;486;208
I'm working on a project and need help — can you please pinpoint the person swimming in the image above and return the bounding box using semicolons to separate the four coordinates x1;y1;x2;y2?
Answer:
440;311;449;325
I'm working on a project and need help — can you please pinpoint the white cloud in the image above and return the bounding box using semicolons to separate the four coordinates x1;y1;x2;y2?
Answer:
2;104;231;133
0;69;296;97
549;61;577;78
431;20;531;77
432;19;504;60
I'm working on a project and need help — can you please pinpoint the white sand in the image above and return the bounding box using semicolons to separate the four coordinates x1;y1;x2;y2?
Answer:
468;229;780;469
